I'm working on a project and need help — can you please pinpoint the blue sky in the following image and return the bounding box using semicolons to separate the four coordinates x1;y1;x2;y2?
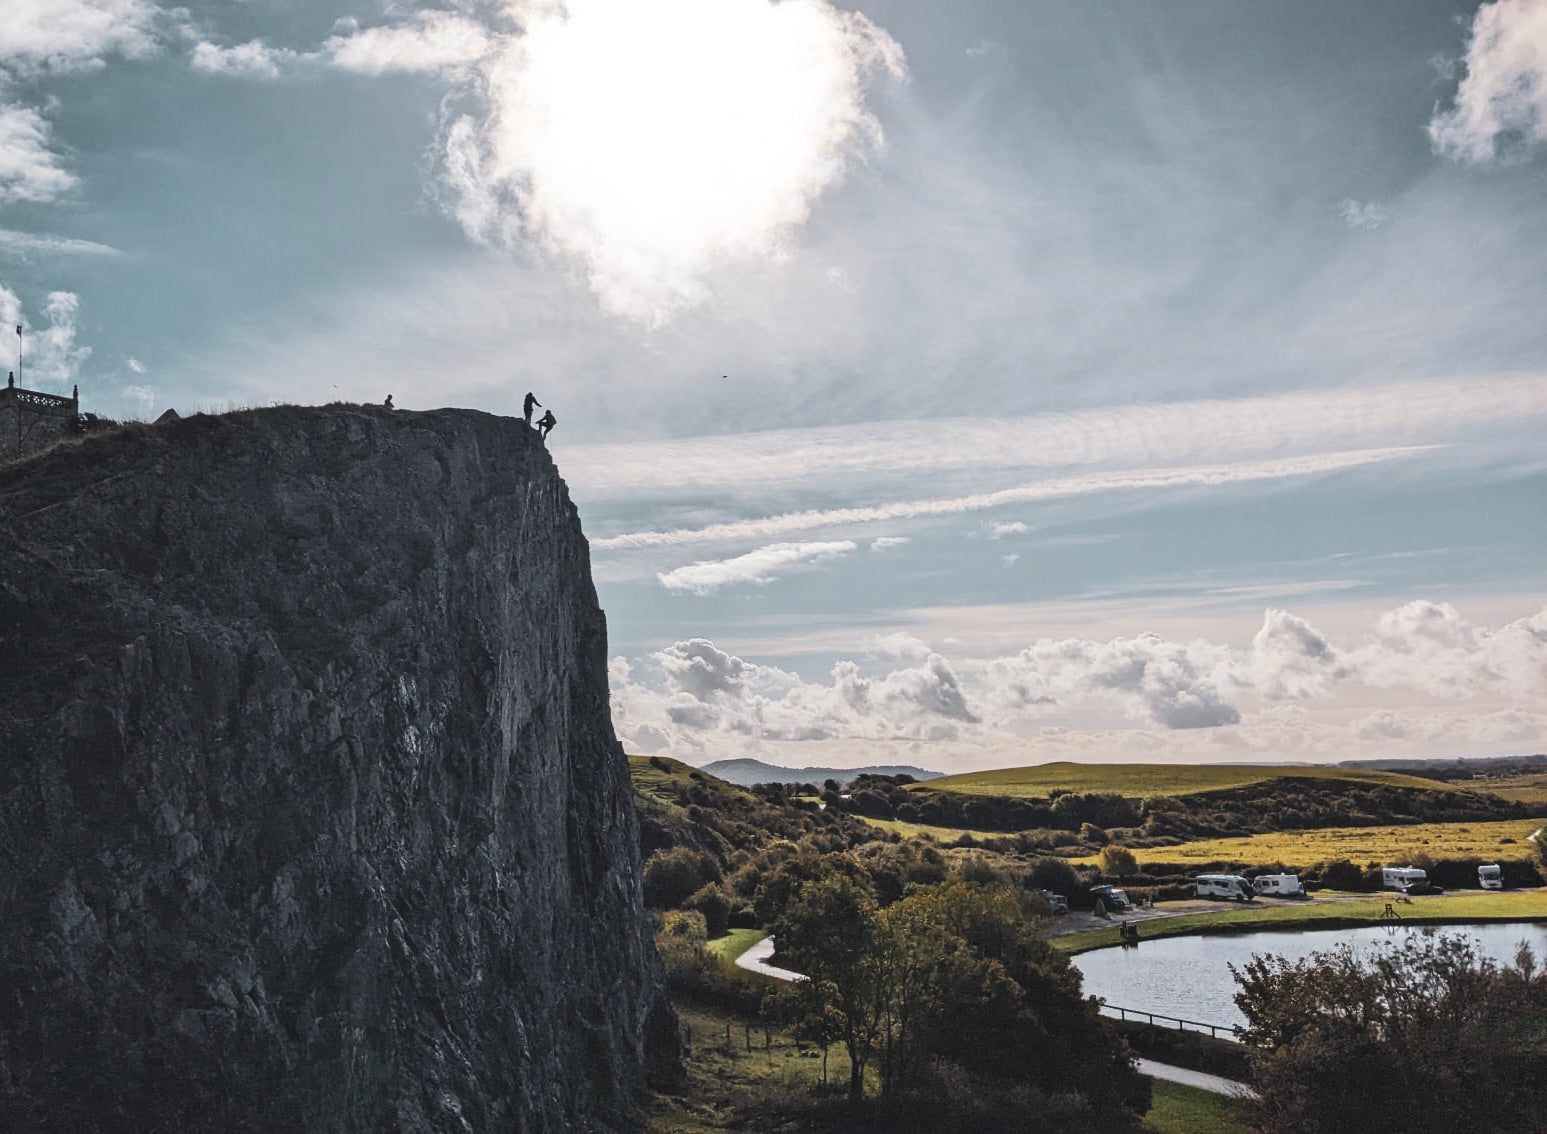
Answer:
4;0;1545;770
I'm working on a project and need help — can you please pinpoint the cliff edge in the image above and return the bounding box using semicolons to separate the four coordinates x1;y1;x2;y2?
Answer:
0;405;678;1131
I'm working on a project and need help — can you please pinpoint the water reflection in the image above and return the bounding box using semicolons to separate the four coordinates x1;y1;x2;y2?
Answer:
1072;922;1547;1033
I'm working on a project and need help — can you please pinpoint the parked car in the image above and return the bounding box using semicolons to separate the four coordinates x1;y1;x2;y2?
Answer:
1090;884;1131;913
1039;890;1069;914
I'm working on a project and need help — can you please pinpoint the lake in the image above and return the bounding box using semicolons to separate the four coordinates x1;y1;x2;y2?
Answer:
1072;922;1547;1034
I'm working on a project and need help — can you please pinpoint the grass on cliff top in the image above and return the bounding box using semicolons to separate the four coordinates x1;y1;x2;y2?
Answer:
629;755;743;808
1051;889;1547;954
920;761;1454;799
1074;817;1547;869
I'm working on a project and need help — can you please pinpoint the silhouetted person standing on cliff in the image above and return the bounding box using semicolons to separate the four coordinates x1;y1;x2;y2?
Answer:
537;409;556;440
524;391;541;426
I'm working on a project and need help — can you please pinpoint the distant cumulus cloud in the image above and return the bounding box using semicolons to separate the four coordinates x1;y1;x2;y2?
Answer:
0;0;161;76
869;536;909;551
657;539;856;593
126;356;144;373
1429;0;1547;163
988;520;1028;540
190;40;298;80
324;12;493;75
1337;198;1386;230
432;0;906;323
608;601;1547;760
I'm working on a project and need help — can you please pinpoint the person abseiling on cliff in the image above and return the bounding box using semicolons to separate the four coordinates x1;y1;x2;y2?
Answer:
524;391;541;426
537;409;556;440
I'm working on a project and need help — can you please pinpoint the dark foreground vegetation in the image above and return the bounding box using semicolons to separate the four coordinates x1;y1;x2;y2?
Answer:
1233;932;1547;1134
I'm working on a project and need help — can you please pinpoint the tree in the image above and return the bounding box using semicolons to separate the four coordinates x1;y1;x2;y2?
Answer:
1099;845;1138;877
1232;933;1547;1134
770;872;884;1100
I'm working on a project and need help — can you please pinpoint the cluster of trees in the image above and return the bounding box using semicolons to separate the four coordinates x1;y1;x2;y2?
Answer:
766;871;1150;1132
1233;932;1547;1133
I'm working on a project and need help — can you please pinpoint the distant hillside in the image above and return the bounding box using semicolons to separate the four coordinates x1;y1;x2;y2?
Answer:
924;760;1460;800
698;757;942;787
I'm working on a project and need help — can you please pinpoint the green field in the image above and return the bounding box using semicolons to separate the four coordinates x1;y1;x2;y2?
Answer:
704;928;766;962
1076;817;1545;868
922;761;1455;799
1052;889;1547;954
1143;1081;1246;1134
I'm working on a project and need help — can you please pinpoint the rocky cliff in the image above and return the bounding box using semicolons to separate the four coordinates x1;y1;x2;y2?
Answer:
0;405;678;1131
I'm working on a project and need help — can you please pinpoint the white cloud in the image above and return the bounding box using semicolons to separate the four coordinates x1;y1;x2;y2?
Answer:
1429;0;1547;163
1;288;92;387
657;539;856;593
323;12;492;75
608;601;1547;762
988;520;1028;540
122;383;155;414
126;357;144;373
190;40;298;80
0;105;78;205
0;0;160;75
432;0;906;322
1001;553;1019;567
564;374;1547;503
596;447;1434;550
0;227;120;257
870;536;910;551
1337;198;1385;229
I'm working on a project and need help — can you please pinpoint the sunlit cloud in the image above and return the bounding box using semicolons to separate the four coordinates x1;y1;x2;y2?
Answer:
609;602;1547;765
324;12;492;76
434;0;906;322
0;287;91;387
657;539;856;593
1429;0;1547;163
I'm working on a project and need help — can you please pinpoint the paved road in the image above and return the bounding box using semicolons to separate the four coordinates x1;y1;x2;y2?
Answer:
1135;1058;1257;1098
732;935;807;982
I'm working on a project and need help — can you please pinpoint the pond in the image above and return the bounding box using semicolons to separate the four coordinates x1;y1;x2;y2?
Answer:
1072;922;1547;1034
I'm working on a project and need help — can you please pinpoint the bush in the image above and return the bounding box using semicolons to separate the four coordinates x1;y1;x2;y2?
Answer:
643;846;721;909
687;882;733;937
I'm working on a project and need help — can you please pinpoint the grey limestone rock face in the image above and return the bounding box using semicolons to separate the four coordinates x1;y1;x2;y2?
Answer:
0;405;678;1131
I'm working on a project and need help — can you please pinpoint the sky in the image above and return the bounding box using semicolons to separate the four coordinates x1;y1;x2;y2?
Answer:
3;0;1545;772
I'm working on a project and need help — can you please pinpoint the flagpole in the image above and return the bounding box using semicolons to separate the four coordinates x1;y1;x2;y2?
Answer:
15;325;20;388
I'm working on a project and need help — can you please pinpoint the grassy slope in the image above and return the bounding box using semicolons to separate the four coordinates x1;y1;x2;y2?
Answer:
1051;890;1547;953
1143;1082;1246;1134
922;761;1455;799
704;928;766;962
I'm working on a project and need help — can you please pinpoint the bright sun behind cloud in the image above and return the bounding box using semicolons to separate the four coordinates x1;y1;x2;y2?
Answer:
443;0;906;323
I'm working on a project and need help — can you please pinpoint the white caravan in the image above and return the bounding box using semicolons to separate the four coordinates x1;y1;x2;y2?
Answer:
1251;873;1305;898
1478;863;1503;891
1195;874;1254;901
1381;866;1431;893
